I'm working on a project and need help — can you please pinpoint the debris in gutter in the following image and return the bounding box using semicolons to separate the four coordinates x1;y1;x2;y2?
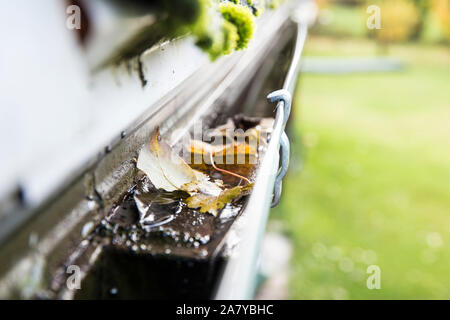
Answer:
88;115;274;254
135;115;273;220
137;127;203;192
185;183;253;215
137;128;249;216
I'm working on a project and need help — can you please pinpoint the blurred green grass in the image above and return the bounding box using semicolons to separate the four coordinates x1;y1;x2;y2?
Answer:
311;4;367;38
270;34;450;299
312;2;449;44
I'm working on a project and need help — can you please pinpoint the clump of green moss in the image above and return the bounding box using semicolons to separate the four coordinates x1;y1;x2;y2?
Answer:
192;0;240;60
219;2;256;50
191;0;282;58
195;19;238;60
223;0;265;17
222;20;239;54
267;0;282;10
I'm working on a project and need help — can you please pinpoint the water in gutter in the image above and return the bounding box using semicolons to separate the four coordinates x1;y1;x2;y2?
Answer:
59;114;274;299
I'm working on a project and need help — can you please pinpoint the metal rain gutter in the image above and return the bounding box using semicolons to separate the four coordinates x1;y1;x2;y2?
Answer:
214;9;310;300
0;1;301;299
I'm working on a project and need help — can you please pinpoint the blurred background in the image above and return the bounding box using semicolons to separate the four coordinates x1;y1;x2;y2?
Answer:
268;0;450;299
1;0;449;300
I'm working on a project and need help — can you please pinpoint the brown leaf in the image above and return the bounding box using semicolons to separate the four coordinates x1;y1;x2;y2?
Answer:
185;184;253;217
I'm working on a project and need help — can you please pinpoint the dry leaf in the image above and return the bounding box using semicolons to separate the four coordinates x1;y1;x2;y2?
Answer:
185;184;253;217
188;139;258;165
137;128;206;192
136;126;258;216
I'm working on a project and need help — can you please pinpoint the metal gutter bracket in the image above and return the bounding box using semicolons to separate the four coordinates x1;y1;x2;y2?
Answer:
267;17;309;207
267;91;291;207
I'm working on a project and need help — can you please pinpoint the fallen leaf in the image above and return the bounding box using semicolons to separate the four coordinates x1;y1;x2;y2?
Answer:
185;184;253;217
136;124;261;216
187;116;273;168
137;128;206;192
188;139;258;165
181;177;222;196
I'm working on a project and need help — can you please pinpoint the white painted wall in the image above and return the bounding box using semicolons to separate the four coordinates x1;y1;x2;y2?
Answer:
0;0;209;209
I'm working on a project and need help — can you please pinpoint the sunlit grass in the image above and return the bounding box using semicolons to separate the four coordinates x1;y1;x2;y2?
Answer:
270;36;450;299
311;4;367;38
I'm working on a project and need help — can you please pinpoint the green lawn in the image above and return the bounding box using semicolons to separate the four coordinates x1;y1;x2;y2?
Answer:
311;3;449;44
270;36;450;299
311;4;367;38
